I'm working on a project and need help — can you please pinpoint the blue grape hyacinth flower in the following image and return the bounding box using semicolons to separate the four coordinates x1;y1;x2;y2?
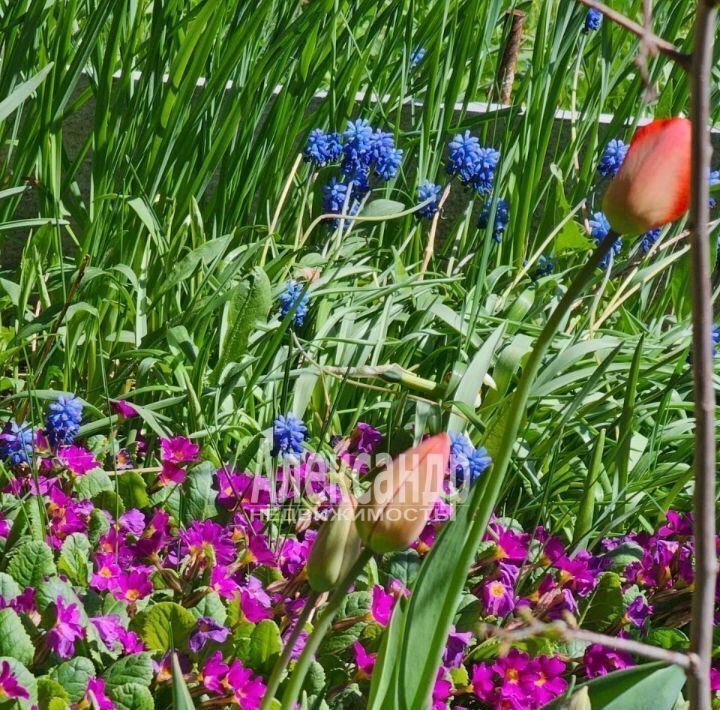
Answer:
322;178;349;213
589;212;622;269
449;433;491;486
272;414;308;458
417;181;442;219
447;131;482;184
638;228;661;255
303;129;342;167
278;281;309;327
0;421;33;465
598;139;628;178
478;198;510;242
471;147;501;195
532;255;555;280
583;8;602;33
410;46;426;67
45;395;83;447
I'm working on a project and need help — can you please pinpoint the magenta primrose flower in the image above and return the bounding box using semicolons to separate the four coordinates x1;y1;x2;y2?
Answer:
209;565;240;600
189;617;231;653
46;596;84;658
531;656;568;705
227;659;266;709
116;508;145;537
111;399;138;419
46;486;93;548
114;569;154;602
473;651;568;709
0;660;29;700
85;677;114;710
161;435;200;464
133;509;171;557
201;651;230;694
487;523;530;563
443;625;473;668
57;445;100;475
200;651;230;694
91;553;122;592
91;614;126;651
555;550;601;597
240;575;273;622
481;562;518;618
583;642;634;677
182;519;236;567
353;642;376;678
160;435;200;485
625;595;653;628
432;668;453;710
370;585;395;626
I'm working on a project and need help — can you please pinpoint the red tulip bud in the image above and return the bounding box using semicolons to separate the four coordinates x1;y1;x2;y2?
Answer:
602;117;691;235
306;492;363;592
355;434;450;554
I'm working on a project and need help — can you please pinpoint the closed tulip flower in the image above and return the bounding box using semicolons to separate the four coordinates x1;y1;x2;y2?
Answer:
602;117;691;235
306;492;363;592
356;433;450;554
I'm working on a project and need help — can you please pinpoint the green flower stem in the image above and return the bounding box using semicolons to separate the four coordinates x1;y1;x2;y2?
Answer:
260;589;319;710
280;548;374;709
468;230;621;539
403;230;622;708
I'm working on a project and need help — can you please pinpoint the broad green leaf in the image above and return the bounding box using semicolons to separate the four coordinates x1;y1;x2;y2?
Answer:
246;619;282;675
103;653;154;689
360;199;406;218
580;663;686;710
189;591;227;624
51;657;95;702
0;573;21;602
583;573;624;632
140;602;196;652
7;540;56;587
38;676;70;709
107;682;155;710
75;470;114;500
180;461;218;525
58;533;92;586
305;660;326;696
0;609;34;665
214;267;272;379
116;471;150;510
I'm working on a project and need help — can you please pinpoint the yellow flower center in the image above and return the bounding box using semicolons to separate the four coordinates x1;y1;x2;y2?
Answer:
490;582;506;598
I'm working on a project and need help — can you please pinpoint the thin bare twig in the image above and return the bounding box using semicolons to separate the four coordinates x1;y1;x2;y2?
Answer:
575;0;692;71
490;617;693;670
688;2;718;707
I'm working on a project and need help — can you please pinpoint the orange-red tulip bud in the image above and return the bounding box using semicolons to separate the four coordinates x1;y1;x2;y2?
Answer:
355;433;450;554
306;493;363;592
602;117;691;235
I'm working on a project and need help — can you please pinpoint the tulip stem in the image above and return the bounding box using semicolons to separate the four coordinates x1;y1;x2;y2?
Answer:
260;589;320;710
687;2;717;708
280;548;374;709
